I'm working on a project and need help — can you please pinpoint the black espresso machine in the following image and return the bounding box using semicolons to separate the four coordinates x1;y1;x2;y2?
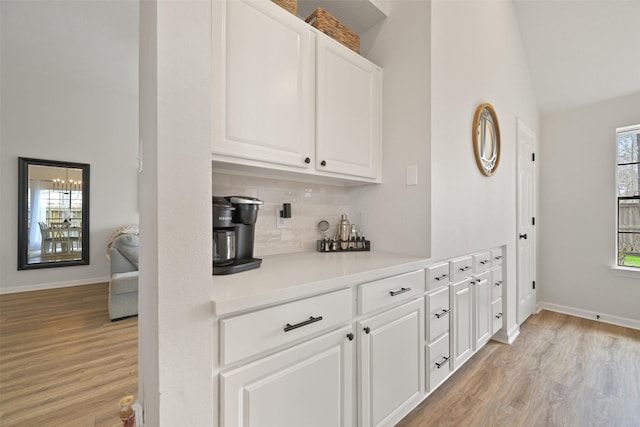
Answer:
213;196;263;275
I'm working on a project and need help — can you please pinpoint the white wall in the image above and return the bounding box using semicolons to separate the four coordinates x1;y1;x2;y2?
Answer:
430;0;539;336
351;0;432;258
0;0;139;293
539;92;640;324
139;0;214;424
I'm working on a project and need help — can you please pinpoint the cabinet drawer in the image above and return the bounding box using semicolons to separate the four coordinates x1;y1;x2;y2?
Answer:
492;298;503;335
473;251;492;273
492;248;504;266
491;268;503;301
426;286;450;342
221;288;352;365
427;332;450;392
450;256;473;282
359;270;425;314
426;262;450;290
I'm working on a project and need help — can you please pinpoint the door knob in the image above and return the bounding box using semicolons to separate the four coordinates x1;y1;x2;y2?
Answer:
519;233;528;240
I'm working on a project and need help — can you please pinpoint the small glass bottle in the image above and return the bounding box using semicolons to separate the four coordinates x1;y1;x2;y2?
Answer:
119;395;135;427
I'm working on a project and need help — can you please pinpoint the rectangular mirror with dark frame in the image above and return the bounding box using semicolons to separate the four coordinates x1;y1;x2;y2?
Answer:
18;157;90;270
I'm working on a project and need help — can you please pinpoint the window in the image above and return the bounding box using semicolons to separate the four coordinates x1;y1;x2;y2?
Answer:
617;125;640;268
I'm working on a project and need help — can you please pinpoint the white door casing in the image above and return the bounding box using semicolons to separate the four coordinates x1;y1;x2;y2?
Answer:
516;118;537;324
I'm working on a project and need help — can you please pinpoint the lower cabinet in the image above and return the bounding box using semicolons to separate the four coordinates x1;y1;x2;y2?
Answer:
220;326;355;427
491;266;504;334
472;270;491;350
217;247;506;427
451;277;473;370
427;332;450;391
358;298;425;427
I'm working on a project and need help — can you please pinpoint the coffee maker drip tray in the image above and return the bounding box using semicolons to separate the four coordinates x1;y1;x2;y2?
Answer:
213;257;262;275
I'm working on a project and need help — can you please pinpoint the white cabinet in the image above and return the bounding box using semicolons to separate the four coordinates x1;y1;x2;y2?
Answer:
426;285;450;342
427;332;450;391
450;255;473;283
212;0;315;168
472;270;491;350
358;269;424;315
491;266;504;334
220;327;354;427
221;288;352;365
425;276;451;393
212;0;382;183
316;35;381;180
359;298;424;427
450;277;473;370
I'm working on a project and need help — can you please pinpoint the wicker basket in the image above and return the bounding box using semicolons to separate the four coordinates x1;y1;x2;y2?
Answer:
272;0;297;15
305;8;360;53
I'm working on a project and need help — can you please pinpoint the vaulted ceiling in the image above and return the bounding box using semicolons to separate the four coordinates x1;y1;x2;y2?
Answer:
514;0;640;114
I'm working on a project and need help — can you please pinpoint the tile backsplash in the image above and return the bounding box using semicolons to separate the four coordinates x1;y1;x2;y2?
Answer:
213;173;356;256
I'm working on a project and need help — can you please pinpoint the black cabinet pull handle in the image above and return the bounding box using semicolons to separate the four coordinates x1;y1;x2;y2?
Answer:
435;356;449;369
347;333;354;341
494;255;502;260
435;274;449;281
495;281;502;286
480;260;489;265
364;326;371;334
284;316;323;332
320;160;327;166
495;313;503;319
459;266;471;272
389;287;411;296
519;233;528;240
304;157;311;164
434;309;450;319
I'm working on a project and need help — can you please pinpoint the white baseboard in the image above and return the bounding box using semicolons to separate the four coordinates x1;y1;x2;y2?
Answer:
492;323;520;345
537;301;640;331
0;277;110;295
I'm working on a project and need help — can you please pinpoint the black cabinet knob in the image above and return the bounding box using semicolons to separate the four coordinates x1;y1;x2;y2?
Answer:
304;157;311;164
363;326;370;334
347;333;354;341
320;160;327;167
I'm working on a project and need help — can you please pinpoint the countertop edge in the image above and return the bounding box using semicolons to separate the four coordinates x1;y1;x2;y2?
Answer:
212;252;429;317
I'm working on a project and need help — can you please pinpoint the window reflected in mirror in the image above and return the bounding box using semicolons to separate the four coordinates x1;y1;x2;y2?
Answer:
18;158;90;270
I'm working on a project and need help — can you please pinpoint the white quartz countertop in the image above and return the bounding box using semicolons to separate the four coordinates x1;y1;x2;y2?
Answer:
211;251;429;316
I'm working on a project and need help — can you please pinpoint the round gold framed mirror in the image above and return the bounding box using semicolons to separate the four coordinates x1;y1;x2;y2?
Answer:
472;103;501;176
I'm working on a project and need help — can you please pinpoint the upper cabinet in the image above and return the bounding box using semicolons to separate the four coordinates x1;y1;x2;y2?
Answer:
316;35;381;180
212;0;315;169
212;0;382;184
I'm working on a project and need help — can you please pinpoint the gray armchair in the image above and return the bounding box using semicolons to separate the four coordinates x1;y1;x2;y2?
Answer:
108;232;139;320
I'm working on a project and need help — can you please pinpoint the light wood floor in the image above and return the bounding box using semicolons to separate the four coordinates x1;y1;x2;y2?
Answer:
398;310;640;427
0;283;137;426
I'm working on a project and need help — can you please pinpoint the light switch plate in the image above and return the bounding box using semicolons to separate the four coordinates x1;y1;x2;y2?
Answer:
406;165;418;186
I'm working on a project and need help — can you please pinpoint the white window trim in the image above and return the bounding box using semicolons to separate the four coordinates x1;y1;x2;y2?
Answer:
610;265;640;279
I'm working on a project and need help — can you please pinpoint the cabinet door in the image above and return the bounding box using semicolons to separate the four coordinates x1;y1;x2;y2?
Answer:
491;266;503;302
213;0;315;168
220;327;354;427
473;271;491;350
316;36;381;181
427;332;450;392
359;299;424;427
426;286;450;342
451;278;472;370
492;298;504;335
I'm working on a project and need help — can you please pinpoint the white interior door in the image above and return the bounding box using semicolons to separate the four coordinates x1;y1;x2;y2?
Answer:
517;118;537;324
